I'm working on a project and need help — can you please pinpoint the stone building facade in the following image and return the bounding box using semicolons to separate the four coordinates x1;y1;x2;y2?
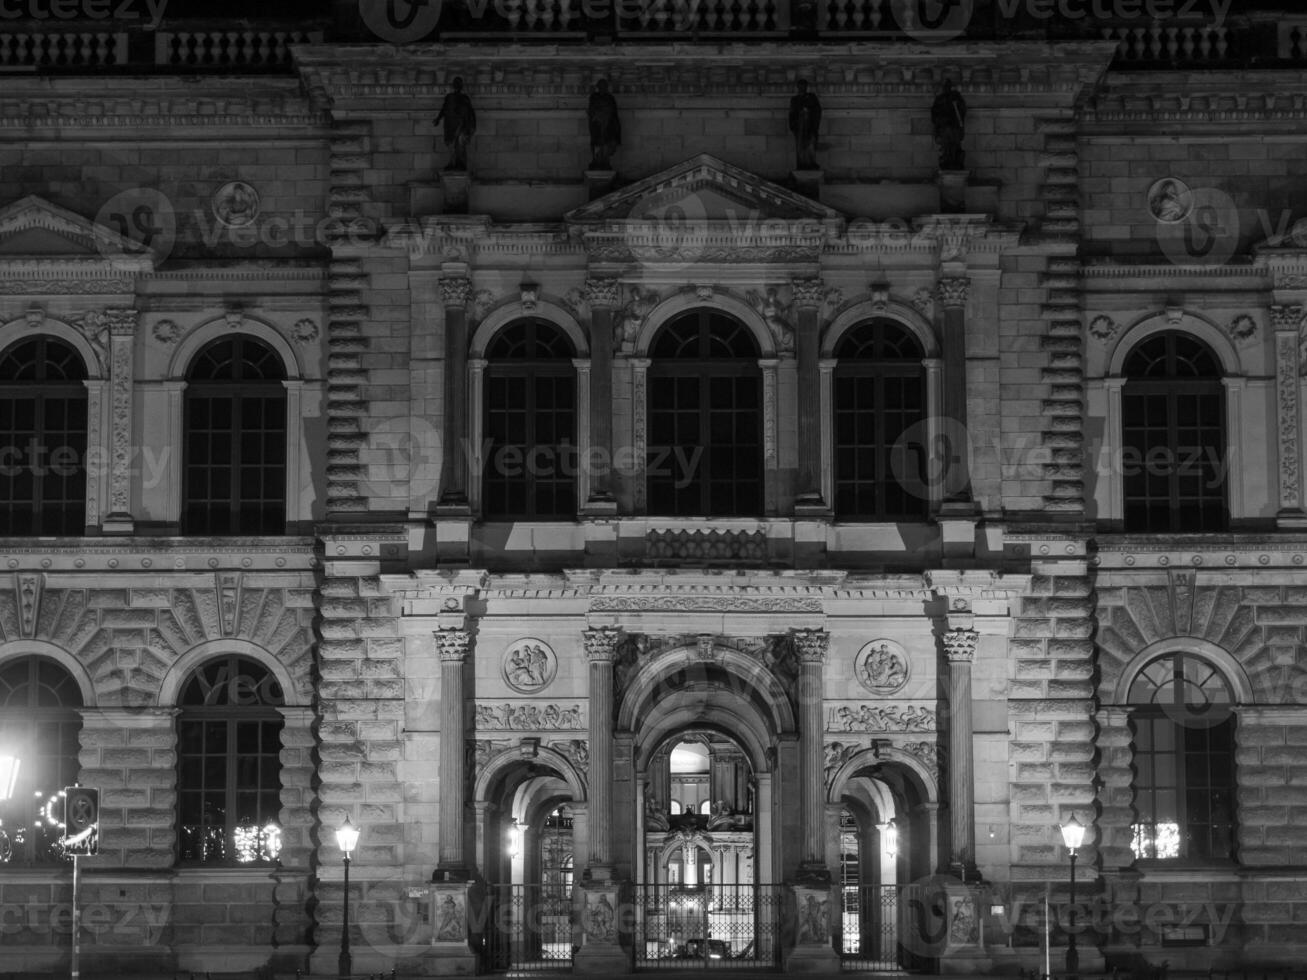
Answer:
1;0;1307;975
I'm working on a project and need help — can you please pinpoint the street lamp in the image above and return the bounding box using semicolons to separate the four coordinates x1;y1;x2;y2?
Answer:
883;818;898;859
336;816;360;978
1060;814;1085;980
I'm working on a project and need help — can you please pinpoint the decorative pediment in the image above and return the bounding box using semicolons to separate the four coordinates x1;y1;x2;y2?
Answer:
0;195;153;290
565;154;841;265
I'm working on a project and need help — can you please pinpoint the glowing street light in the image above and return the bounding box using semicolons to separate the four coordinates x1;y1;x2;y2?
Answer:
0;755;19;801
336;817;360;978
1060;814;1085;980
883;818;898;860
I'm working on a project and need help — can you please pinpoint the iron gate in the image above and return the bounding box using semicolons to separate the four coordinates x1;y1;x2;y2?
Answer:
839;883;930;971
634;883;784;970
480;883;575;974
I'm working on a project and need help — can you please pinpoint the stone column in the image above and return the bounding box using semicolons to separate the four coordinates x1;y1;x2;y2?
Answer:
792;278;826;509
582;626;620;874
576;626;629;974
944;627;979;880
431;627;476;973
793;628;830;873
439;273;472;509
573;357;593;508
436;627;470;875
467;357;487;511
1273;305;1307;526
760;357;780;516
103;308;138;533
936;277;973;506
585;277;621;510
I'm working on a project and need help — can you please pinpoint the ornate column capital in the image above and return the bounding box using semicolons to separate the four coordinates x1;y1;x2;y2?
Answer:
943;627;978;662
436;628;471;662
790;278;825;309
585;277;622;309
583;627;622;663
791;628;829;665
104;308;139;336
440;276;473;309
936;277;970;310
1271;304;1304;331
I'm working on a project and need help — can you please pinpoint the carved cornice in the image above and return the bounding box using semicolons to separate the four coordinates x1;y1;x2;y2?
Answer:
295;43;1115;101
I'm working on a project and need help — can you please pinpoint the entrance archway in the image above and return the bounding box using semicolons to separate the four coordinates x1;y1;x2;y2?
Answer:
617;641;798;969
827;749;939;971
473;746;586;972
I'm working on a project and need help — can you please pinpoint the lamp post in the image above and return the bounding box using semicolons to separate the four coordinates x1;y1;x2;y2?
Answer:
0;754;19;801
1060;814;1085;980
336;816;360;978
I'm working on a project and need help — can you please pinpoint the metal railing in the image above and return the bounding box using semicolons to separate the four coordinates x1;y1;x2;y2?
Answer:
478;882;576;974
634;883;783;970
837;882;928;971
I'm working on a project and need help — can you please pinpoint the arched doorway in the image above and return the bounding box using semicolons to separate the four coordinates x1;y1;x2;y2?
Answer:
473;747;585;972
617;638;799;970
828;752;939;971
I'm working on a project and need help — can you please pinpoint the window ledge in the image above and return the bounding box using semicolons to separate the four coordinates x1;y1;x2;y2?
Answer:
1131;860;1239;880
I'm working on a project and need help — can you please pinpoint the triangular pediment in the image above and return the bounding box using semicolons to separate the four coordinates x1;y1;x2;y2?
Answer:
566;155;840;266
0;195;150;262
565;154;842;225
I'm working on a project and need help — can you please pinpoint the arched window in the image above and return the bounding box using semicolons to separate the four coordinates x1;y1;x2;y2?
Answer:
647;310;762;516
1121;331;1226;532
482;320;577;519
0;337;88;535
183;336;287;535
177;655;284;864
0;657;84;864
833;320;927;519
1127;652;1235;861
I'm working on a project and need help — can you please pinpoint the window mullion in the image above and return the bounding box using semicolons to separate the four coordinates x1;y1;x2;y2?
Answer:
225;712;239;857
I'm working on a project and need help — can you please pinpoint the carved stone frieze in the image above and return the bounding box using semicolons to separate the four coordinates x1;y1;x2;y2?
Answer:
70;309;111;372
475;702;584;730
827;704;937;732
900;739;946;774
591;594;823;612
646;528;767;562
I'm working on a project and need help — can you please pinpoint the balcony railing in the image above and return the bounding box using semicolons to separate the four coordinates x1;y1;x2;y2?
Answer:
0;5;1305;72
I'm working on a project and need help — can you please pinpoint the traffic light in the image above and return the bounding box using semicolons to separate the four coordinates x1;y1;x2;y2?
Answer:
62;786;98;856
